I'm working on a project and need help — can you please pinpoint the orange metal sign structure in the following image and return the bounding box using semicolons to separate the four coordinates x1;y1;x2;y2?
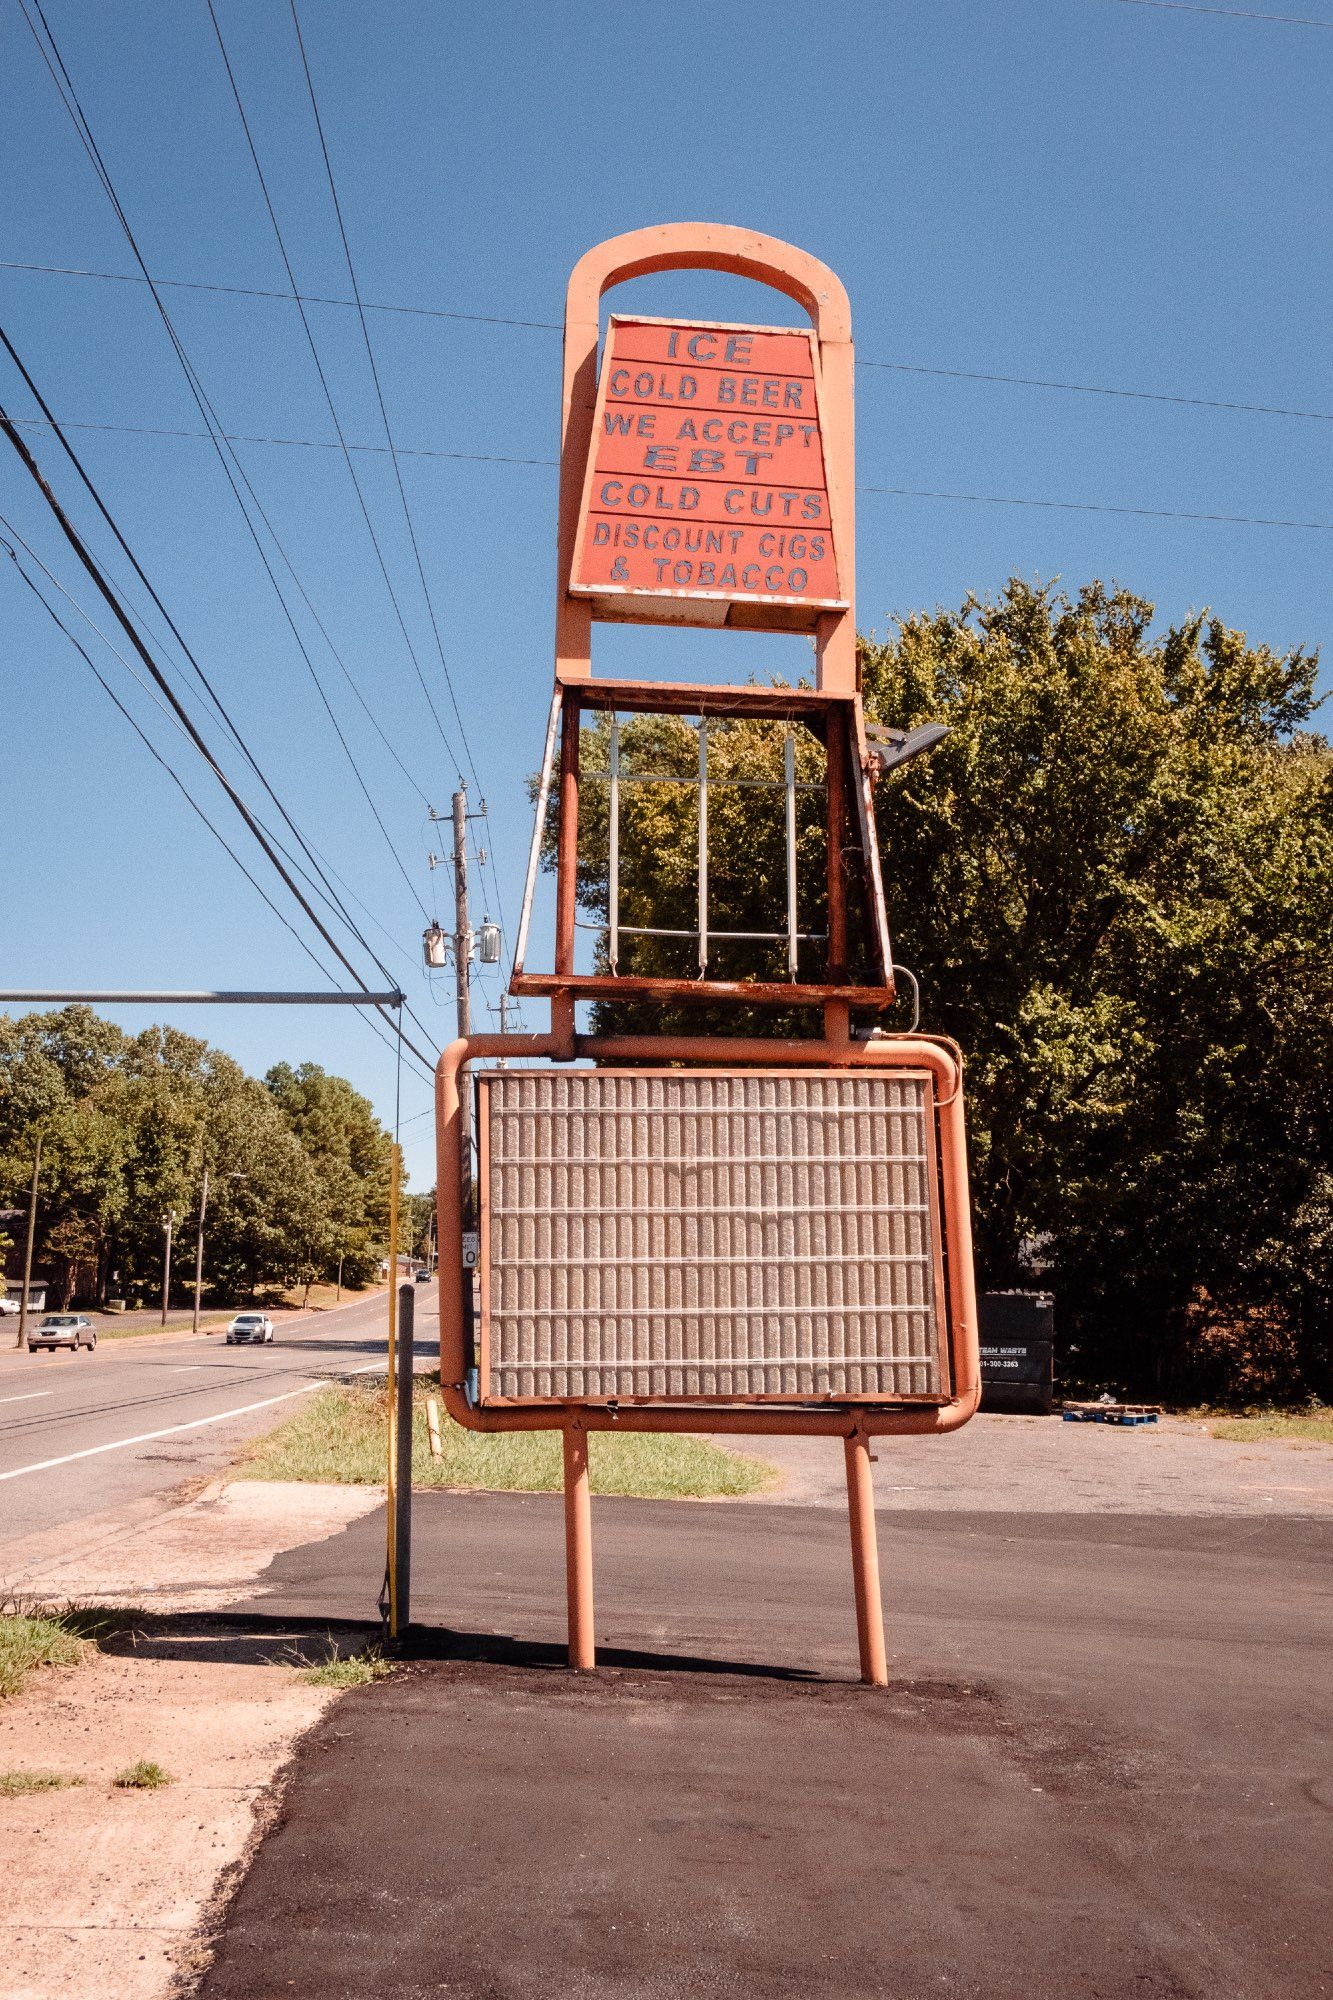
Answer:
554;224;858;695
437;224;979;1686
570;316;846;627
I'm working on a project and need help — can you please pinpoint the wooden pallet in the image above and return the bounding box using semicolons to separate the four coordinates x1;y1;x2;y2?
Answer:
1061;1401;1161;1427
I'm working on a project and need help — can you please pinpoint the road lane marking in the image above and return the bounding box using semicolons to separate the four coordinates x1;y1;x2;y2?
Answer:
0;1361;389;1482
0;1360;384;1488
0;1391;52;1406
0;1381;325;1482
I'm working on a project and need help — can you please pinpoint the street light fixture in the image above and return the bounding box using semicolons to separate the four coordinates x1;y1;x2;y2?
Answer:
864;721;950;778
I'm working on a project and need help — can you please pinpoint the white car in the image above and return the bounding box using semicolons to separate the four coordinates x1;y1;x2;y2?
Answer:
225;1312;275;1345
0;1296;19;1316
29;1313;96;1353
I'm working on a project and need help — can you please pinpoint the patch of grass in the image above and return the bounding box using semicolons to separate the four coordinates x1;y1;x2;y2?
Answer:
0;1610;89;1700
113;1760;173;1790
300;1645;394;1689
238;1375;776;1500
1205;1409;1333;1445
100;1314;231;1341
0;1769;84;1796
277;1281;380;1314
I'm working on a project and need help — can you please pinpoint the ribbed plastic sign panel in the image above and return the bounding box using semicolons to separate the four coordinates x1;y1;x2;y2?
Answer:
477;1068;949;1405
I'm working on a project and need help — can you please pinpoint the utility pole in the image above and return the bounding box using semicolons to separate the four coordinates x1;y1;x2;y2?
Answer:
452;786;473;1219
161;1209;175;1326
452;786;472;1039
498;993;510;1067
192;1164;210;1337
16;1132;41;1350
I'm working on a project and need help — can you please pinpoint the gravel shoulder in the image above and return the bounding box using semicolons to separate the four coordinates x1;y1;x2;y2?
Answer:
1;1481;383;2000
0;1644;334;2000
715;1410;1333;1513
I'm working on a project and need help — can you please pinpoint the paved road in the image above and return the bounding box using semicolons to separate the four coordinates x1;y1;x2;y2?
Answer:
0;1285;435;1546
197;1493;1332;2000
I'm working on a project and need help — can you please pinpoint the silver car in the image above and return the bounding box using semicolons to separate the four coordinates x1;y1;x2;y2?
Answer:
226;1312;275;1345
29;1313;96;1353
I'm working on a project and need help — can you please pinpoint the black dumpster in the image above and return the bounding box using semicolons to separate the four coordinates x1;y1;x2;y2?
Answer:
978;1291;1054;1414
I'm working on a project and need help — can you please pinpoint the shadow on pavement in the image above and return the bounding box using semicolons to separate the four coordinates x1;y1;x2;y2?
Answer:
90;1607;826;1682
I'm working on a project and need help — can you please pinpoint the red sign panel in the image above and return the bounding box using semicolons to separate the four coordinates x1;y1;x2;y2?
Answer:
570;317;846;629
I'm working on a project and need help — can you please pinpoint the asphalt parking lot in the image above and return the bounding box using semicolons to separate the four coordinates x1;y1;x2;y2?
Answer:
198;1483;1332;2000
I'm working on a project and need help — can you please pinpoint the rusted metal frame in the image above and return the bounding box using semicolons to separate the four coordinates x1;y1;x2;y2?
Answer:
594;924;828;945
590;771;822;793
487;1386;947;1408
571;678;848;721
476;1059;950;1413
919;1072;953;1393
476;1073;491;1401
849;700;894;993
608;716;620;973
697;719;709;974
510;971;894;1008
825;706;849;981
435;1031;979;1440
513;684;562;981
845;1427;888;1685
554;687;581;978
563;1423;595;1670
784;726;799;978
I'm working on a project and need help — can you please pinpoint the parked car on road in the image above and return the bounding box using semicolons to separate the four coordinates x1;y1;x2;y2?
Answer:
0;1295;19;1316
414;1268;432;1283
225;1312;275;1345
29;1314;96;1353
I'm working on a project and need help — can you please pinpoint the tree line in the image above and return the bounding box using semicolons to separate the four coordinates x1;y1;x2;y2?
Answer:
561;578;1332;1403
0;1007;397;1308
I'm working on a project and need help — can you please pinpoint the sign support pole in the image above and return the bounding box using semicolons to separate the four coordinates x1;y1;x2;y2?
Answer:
563;1422;595;1670
844;1426;888;1685
394;1280;414;1634
385;1143;401;1636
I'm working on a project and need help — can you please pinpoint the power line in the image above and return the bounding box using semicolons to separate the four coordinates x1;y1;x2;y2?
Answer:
0;410;439;1077
201;0;468;780
284;0;476;777
7;412;557;465
1;331;446;1067
8;479;449;1075
0;258;563;330
857;358;1333;426
283;0;513;969
1112;0;1333;24
11;406;1329;533
14;0;441;932
4;537;333;988
6;541;433;1088
858;482;1333;531
6;258;1331;428
1;325;431;954
6;506;432;1008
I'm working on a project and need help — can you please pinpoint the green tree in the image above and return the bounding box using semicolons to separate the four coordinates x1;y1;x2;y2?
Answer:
0;1009;397;1309
265;1063;394;1288
557;579;1332;1400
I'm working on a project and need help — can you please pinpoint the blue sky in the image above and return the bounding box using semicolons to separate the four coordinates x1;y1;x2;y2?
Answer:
3;0;1330;1187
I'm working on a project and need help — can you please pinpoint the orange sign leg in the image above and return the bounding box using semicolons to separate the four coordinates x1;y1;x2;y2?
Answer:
563;1425;596;1670
844;1429;888;1686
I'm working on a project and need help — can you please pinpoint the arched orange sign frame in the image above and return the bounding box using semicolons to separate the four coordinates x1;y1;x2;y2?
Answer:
554;223;857;694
